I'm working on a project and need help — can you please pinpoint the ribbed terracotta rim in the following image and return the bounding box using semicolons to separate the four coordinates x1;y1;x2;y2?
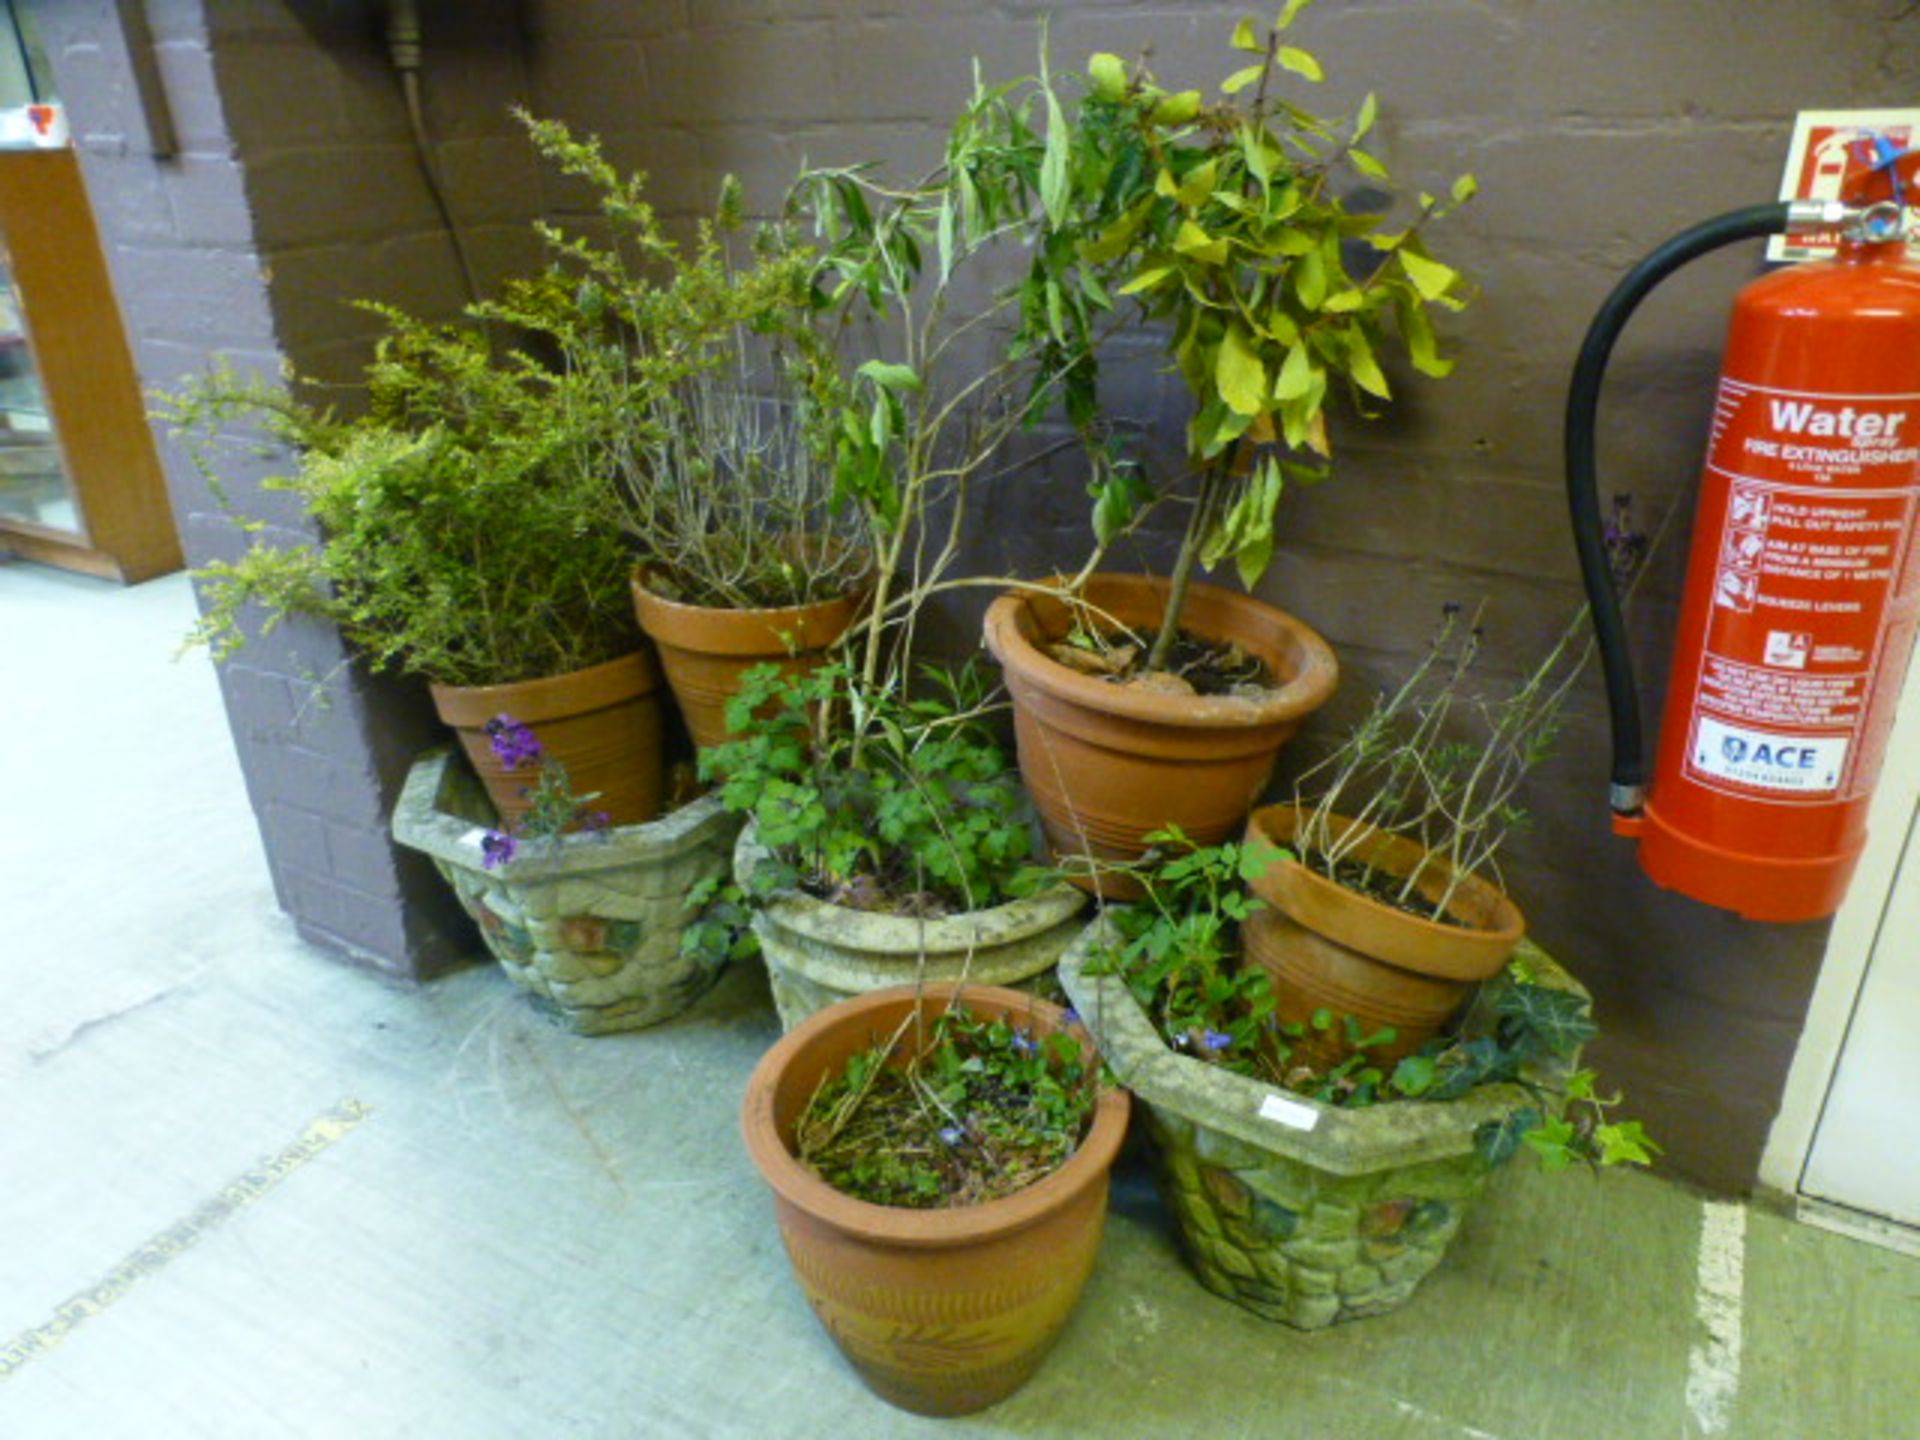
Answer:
1244;804;1525;981
630;568;871;656
982;574;1337;730
741;983;1130;1248
428;650;661;726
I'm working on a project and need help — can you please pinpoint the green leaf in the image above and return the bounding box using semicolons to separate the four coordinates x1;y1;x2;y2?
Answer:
1391;1054;1437;1097
1041;89;1070;226
1215;322;1269;417
1173;219;1231;265
857;360;922;392
1523;1116;1580;1171
1275;0;1313;28
1399;249;1459;302
1451;172;1479;205
1231;17;1263;50
1292;245;1326;309
1275;46;1322;81
1117;264;1176;296
1239;123;1273;187
1272;341;1314;401
1151;89;1203;125
1349;147;1390;182
1321;287;1366;313
1475;1107;1542;1168
1354;91;1377;140
1222;63;1265;96
1346;329;1390;400
1088;51;1128;101
1396;292;1453;378
1493;982;1598;1060
1596;1120;1662;1167
1176;158;1221;208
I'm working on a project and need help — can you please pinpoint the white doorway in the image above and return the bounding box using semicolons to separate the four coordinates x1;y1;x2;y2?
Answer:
1762;650;1920;1252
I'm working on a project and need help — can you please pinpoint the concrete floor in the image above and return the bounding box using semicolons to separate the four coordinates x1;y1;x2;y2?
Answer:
4;558;1919;1440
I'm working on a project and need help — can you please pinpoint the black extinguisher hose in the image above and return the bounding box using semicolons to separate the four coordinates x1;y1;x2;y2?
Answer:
1564;201;1793;812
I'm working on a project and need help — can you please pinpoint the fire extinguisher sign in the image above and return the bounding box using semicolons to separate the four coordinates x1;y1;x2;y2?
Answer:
1685;377;1920;800
1769;108;1920;263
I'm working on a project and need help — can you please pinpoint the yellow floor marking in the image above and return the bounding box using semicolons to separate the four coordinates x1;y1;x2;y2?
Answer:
0;1099;371;1381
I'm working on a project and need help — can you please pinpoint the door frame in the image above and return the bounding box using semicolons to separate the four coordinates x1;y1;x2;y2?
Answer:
1759;644;1920;1249
0;147;180;581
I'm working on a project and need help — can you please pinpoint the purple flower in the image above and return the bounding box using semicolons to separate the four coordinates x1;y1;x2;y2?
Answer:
480;830;517;869
938;1126;964;1147
484;714;544;771
1201;1029;1234;1053
1011;1030;1038;1056
1061;1008;1081;1027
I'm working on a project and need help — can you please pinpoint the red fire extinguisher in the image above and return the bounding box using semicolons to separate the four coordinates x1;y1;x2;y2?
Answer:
1567;142;1920;923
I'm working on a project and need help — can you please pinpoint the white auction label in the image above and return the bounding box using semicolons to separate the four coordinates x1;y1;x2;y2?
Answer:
1691;715;1848;794
1257;1092;1320;1131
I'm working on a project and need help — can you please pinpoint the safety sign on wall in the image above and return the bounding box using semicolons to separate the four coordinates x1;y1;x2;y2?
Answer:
1770;107;1920;263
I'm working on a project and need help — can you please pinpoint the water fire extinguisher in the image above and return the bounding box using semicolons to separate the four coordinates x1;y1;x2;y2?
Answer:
1566;141;1920;923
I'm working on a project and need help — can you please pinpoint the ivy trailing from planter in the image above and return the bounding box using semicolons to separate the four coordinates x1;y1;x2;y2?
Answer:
1086;832;1659;1171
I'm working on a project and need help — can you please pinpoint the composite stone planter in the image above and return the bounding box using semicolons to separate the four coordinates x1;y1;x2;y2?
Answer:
734;823;1088;1031
1058;916;1586;1330
393;748;740;1035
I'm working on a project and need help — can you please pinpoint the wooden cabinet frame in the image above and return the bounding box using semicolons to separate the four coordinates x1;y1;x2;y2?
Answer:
0;147;180;582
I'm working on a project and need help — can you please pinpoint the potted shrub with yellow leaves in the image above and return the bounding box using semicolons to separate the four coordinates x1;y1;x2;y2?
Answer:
981;3;1475;892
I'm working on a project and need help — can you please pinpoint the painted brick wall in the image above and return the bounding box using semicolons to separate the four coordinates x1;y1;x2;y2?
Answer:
505;0;1920;1191
29;0;480;979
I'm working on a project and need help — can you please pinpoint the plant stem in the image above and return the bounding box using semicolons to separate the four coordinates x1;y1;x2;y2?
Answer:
1146;454;1230;672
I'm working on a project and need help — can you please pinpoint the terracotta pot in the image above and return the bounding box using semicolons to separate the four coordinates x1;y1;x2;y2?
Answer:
1242;805;1526;1063
741;983;1130;1417
429;651;667;828
982;574;1337;899
630;570;868;751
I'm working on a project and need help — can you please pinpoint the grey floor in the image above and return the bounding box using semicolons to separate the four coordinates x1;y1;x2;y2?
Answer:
4;558;1919;1440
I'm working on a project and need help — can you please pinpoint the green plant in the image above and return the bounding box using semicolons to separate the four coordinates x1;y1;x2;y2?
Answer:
165;116;827;687
1291;500;1654;920
707;662;1048;910
1087;835;1657;1171
796;999;1100;1207
1017;4;1473;670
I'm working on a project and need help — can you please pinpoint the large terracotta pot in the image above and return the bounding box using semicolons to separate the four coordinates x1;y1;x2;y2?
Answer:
630;570;868;751
1243;804;1526;1065
982;574;1337;898
741;983;1130;1417
429;651;666;828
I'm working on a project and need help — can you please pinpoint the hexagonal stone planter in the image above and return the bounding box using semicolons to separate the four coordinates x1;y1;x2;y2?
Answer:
735;823;1088;1032
393;748;740;1035
1058;915;1586;1329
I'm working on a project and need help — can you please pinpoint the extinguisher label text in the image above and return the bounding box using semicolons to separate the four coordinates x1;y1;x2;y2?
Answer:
1691;717;1849;793
1688;378;1920;802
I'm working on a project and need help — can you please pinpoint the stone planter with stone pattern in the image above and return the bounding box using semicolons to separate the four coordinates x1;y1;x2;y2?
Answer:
734;822;1087;1031
393;748;740;1035
1058;914;1586;1329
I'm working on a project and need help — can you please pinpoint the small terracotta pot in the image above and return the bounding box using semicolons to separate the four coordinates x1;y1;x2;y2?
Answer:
1243;805;1526;1063
982;574;1337;899
741;983;1130;1417
429;651;667;828
630;570;869;751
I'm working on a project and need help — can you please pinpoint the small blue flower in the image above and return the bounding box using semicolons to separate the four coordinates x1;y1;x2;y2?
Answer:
484;714;545;771
1011;1030;1038;1057
1061;1008;1081;1027
1202;1029;1234;1053
939;1126;964;1147
480;830;517;869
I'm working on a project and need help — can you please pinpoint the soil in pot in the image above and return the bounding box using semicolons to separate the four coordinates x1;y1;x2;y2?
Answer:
630;570;869;751
430;650;667;828
741;984;1130;1417
983;574;1337;899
